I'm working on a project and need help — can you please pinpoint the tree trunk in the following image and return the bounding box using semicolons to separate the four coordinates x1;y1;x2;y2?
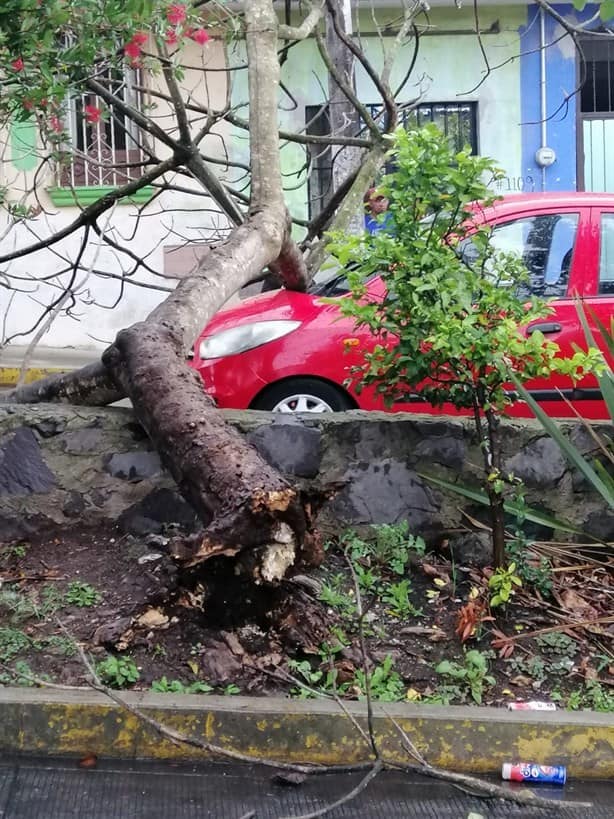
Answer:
325;0;363;234
2;0;322;584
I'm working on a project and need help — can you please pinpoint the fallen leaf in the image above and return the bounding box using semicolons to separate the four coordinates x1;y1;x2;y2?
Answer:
135;608;169;629
78;753;98;769
222;632;245;657
405;687;421;701
555;588;599;620
187;660;199;676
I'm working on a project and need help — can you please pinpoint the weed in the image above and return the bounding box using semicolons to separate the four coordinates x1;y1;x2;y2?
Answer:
340;522;425;577
0;627;31;662
506;535;553;597
0;660;37;687
39;585;65;616
287;659;336;698
381;580;423;619
151;677;213;694
152;643;167;659
96;656;140;688
488;563;522;608
507;655;547;683
353;655;405;702
41;635;78;657
64;582;102;608
354;564;381;596
435;650;495;704
535;632;578;658
0;588;37;623
563;681;614;712
318;574;356;620
3;543;27;560
222;683;240;695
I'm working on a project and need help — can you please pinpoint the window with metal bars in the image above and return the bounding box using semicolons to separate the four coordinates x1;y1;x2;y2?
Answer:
59;67;149;188
580;37;614;114
305;101;478;219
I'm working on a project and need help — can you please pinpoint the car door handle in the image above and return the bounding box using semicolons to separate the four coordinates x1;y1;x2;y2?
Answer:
526;322;562;335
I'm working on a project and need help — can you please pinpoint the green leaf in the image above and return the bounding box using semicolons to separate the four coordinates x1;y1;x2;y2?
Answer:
600;0;614;20
575;300;614;418
510;375;614;510
419;472;596;539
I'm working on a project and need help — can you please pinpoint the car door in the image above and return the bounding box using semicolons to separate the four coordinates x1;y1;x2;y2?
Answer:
486;206;602;417
586;206;614;377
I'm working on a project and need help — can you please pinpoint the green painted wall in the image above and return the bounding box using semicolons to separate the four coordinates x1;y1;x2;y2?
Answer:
10;118;38;172
230;5;526;223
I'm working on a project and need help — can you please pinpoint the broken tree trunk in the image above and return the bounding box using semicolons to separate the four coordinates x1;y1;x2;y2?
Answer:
2;0;323;582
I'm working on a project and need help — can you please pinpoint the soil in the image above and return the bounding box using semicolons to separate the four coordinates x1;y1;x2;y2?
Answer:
1;524;613;710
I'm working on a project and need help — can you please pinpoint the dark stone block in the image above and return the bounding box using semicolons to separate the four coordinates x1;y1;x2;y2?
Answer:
582;510;614;541
330;461;439;528
0;427;56;495
105;451;162;482
504;437;567;488
62;428;104;454
63;491;86;518
248;418;321;478
32;417;67;438
414;435;467;471
118;488;199;535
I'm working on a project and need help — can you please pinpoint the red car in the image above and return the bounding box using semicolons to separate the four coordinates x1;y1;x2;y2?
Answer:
190;193;614;420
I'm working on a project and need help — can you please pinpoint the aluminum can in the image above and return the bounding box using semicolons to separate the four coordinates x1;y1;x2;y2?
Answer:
501;763;566;785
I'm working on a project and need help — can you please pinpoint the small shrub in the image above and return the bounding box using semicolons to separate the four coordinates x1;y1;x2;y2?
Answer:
151;677;213;694
435;650;495;704
64;582;102;607
96;656;140;688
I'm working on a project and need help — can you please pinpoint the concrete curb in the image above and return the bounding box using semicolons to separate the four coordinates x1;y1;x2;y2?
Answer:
1;689;613;776
0;367;68;388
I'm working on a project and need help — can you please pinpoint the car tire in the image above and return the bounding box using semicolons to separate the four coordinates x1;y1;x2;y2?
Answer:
251;378;354;413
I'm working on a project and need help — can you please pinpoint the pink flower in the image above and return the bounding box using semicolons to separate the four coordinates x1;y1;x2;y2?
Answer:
189;28;209;45
22;99;33;111
166;3;187;26
11;57;24;72
49;115;63;134
165;28;179;47
84;104;102;124
124;40;142;59
131;31;148;47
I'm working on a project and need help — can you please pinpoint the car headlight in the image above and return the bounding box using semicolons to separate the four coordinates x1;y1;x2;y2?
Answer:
199;320;301;359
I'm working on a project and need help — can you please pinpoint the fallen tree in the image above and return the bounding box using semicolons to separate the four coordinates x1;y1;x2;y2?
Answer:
0;0;408;582
0;0;597;586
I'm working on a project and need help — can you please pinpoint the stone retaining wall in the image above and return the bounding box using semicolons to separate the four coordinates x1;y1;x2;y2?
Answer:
0;405;611;550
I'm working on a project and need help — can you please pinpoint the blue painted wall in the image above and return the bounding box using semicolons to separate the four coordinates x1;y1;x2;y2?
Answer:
519;3;606;192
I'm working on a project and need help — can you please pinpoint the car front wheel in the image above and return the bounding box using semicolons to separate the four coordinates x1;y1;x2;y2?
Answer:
251;378;354;413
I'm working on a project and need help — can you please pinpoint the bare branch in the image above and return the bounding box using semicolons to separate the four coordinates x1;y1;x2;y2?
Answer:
278;0;325;41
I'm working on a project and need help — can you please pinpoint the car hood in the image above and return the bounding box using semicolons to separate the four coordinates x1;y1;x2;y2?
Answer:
200;288;328;337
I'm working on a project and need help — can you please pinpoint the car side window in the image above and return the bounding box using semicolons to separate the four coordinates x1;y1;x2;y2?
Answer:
599;213;614;295
489;213;579;298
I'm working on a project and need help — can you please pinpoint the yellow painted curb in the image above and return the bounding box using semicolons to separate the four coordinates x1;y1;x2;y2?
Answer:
0;366;68;388
1;689;613;777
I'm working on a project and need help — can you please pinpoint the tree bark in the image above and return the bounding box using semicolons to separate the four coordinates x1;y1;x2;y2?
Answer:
3;0;321;582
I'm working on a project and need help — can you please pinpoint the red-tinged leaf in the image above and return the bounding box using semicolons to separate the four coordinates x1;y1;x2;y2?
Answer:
78;753;98;769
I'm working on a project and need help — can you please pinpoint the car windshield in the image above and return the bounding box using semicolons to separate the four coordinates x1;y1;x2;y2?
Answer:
308;268;378;296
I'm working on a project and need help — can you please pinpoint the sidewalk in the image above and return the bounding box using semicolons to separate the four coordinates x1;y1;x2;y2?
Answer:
0;346;97;388
0;755;612;819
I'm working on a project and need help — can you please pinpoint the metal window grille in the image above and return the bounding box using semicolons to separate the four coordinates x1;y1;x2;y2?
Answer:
59;67;148;188
305;101;478;218
580;37;614;114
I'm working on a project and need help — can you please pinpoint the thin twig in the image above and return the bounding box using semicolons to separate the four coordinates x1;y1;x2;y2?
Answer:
278;759;383;819
387;715;592;810
343;549;379;760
